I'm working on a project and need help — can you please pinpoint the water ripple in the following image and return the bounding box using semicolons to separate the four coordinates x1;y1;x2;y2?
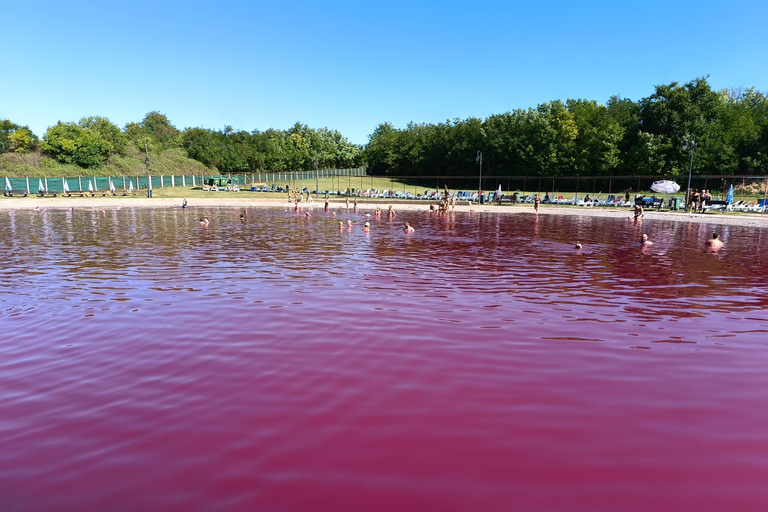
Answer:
1;207;768;510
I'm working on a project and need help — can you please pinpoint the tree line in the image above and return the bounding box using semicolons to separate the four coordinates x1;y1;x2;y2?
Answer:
366;77;768;179
2;77;766;178
0;113;365;173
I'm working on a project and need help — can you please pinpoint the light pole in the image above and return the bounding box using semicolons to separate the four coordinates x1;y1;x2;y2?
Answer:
476;151;483;192
145;142;152;198
314;158;319;199
682;139;696;209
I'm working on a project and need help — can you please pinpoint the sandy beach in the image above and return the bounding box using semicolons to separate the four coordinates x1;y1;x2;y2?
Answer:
2;196;767;228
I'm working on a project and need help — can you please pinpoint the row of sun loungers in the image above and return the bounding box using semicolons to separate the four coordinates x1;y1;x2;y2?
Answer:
244;185;765;212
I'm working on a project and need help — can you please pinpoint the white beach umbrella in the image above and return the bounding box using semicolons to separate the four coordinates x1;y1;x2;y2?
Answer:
63;179;70;193
38;179;45;192
650;180;680;194
88;180;94;192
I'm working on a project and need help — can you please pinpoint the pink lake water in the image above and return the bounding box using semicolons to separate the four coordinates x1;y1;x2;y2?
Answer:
1;206;768;511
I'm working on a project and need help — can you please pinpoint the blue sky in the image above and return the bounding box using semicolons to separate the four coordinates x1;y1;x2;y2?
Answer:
2;0;766;145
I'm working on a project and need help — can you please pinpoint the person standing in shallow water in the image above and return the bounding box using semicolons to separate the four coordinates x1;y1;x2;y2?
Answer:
634;203;644;220
534;194;541;213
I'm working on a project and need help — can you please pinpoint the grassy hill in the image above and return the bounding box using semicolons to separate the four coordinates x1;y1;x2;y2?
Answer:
0;146;209;178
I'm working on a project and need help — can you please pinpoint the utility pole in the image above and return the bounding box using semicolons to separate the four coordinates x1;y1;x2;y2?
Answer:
314;158;319;199
145;142;152;198
476;151;483;191
682;139;696;209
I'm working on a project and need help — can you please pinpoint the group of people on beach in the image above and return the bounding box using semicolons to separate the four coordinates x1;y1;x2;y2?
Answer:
687;189;712;212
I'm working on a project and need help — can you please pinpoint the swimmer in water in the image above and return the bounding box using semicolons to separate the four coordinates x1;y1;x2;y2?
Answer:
339;221;344;230
640;233;653;246
363;222;370;232
200;217;209;226
706;232;724;249
404;222;414;233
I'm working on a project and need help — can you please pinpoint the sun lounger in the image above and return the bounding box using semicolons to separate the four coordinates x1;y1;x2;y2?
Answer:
701;200;729;213
61;190;93;197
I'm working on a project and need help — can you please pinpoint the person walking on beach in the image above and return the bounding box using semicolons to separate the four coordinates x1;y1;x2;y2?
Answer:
182;197;187;208
534;194;541;213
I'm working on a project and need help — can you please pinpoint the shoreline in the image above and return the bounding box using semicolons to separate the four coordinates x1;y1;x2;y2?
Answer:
1;196;767;228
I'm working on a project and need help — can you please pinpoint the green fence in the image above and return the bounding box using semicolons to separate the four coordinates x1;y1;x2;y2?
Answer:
3;168;368;194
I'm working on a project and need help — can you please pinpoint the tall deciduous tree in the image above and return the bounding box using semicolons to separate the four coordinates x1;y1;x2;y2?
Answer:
125;111;180;150
0;120;39;153
42;117;122;167
638;77;721;174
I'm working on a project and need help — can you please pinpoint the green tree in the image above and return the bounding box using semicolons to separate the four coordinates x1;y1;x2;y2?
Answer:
638;77;722;175
79;116;126;154
566;99;622;176
365;123;400;174
125;111;180;150
180;127;220;169
0;119;39;153
42;120;113;167
606;95;641;175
